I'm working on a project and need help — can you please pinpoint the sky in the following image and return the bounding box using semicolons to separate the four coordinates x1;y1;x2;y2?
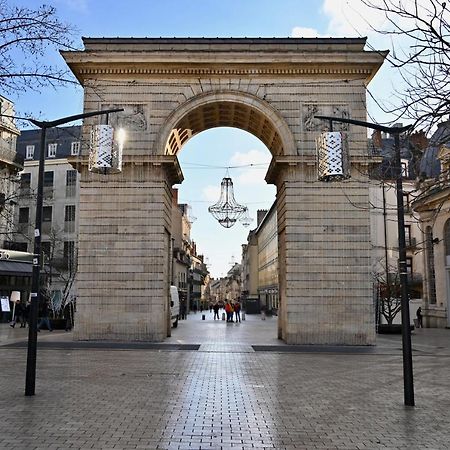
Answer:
7;0;410;278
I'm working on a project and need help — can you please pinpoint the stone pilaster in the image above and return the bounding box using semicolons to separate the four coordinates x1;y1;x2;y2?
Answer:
269;158;375;345
73;156;182;341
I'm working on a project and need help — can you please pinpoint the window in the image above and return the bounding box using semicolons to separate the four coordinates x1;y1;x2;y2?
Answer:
401;159;409;177
64;241;76;273
406;257;413;275
48;143;57;158
71;141;81;156
26;145;35;160
66;170;77;187
403;192;410;210
20;173;31;189
405;225;411;246
41;241;51;258
42;206;52;222
65;205;75;222
18;207;29;224
425;226;437;304
43;171;54;188
444;219;450;266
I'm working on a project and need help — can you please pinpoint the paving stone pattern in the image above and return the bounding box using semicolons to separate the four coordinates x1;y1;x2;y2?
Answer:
0;316;450;449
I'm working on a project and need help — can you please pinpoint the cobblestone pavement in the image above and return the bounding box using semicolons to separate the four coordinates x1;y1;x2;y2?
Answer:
0;314;449;449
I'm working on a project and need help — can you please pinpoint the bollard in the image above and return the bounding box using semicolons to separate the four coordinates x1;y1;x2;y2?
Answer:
222;312;226;321
242;311;246;321
202;314;205;320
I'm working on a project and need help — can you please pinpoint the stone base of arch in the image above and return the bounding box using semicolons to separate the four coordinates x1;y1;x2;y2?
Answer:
73;156;375;345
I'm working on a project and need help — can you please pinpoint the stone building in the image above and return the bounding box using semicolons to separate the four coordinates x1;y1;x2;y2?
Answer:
0;95;22;249
15;126;81;306
171;189;192;307
241;205;279;315
369;130;428;326
0;96;31;307
413;121;450;328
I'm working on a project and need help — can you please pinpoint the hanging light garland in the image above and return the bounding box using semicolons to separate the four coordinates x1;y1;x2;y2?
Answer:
208;176;247;228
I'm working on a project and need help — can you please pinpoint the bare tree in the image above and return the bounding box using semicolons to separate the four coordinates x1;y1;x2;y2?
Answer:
0;0;78;94
41;226;77;320
363;0;449;135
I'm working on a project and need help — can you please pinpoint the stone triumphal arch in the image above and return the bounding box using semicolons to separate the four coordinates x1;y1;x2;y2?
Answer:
62;37;386;344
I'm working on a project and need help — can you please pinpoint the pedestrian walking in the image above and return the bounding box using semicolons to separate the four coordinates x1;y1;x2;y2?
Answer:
416;307;423;328
225;301;234;322
63;302;74;331
234;300;241;323
37;298;53;332
213;303;220;320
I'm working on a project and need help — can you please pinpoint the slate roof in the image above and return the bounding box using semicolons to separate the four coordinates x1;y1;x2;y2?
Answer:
16;125;82;161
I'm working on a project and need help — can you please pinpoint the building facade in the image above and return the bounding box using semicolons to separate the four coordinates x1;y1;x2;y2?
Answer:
0;95;23;249
413;121;450;328
15;126;81;308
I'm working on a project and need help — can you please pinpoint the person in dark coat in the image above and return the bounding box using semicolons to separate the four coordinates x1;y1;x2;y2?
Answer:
37;299;53;332
416;307;423;328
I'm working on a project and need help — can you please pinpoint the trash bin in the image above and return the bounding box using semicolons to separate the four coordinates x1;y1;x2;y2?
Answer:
222;312;226;321
202;314;205;320
413;318;419;328
242;311;246;321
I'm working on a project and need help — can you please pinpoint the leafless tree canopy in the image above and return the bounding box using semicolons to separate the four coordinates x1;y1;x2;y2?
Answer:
363;0;449;133
0;0;78;94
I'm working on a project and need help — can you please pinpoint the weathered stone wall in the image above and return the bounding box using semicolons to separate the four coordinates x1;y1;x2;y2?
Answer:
74;163;173;341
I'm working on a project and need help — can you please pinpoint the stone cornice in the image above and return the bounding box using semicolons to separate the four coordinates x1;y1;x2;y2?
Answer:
69;154;184;185
72;64;377;78
61;37;388;85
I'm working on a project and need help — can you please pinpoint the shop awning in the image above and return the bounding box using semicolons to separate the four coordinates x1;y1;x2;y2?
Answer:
0;260;33;277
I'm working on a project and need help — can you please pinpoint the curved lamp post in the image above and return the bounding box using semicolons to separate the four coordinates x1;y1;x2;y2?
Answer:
315;115;414;407
24;108;123;396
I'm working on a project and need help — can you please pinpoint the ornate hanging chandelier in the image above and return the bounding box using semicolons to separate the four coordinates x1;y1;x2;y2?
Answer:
208;177;247;228
239;207;254;228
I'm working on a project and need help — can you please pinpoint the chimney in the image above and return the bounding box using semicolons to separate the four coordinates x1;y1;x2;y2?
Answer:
257;209;268;226
372;130;382;148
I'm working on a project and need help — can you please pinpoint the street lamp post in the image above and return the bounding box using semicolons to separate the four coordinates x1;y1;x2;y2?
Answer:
24;108;123;396
315;115;415;406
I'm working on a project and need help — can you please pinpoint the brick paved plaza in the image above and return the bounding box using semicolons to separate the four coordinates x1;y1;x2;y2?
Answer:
1;313;449;449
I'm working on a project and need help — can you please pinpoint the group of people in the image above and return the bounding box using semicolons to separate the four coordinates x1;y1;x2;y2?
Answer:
9;300;29;328
211;300;241;323
7;297;74;332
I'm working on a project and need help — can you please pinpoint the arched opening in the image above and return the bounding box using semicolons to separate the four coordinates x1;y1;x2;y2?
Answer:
165;101;284;156
156;91;297;158
169;124;277;338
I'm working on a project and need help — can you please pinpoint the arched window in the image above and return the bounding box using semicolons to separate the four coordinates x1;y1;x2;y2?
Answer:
444;219;450;266
425;226;437;304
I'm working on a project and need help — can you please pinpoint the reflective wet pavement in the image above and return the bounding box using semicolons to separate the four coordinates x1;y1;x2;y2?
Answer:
1;313;449;449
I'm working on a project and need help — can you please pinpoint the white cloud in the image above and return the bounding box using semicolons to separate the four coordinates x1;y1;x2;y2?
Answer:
202;184;221;202
230;149;271;186
322;0;385;37
291;26;322;38
54;0;89;13
230;149;270;166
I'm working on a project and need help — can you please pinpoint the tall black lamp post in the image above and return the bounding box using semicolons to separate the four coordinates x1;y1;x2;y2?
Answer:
24;108;123;396
315;115;414;407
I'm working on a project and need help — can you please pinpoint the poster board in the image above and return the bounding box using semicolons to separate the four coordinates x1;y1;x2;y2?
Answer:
0;296;10;312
